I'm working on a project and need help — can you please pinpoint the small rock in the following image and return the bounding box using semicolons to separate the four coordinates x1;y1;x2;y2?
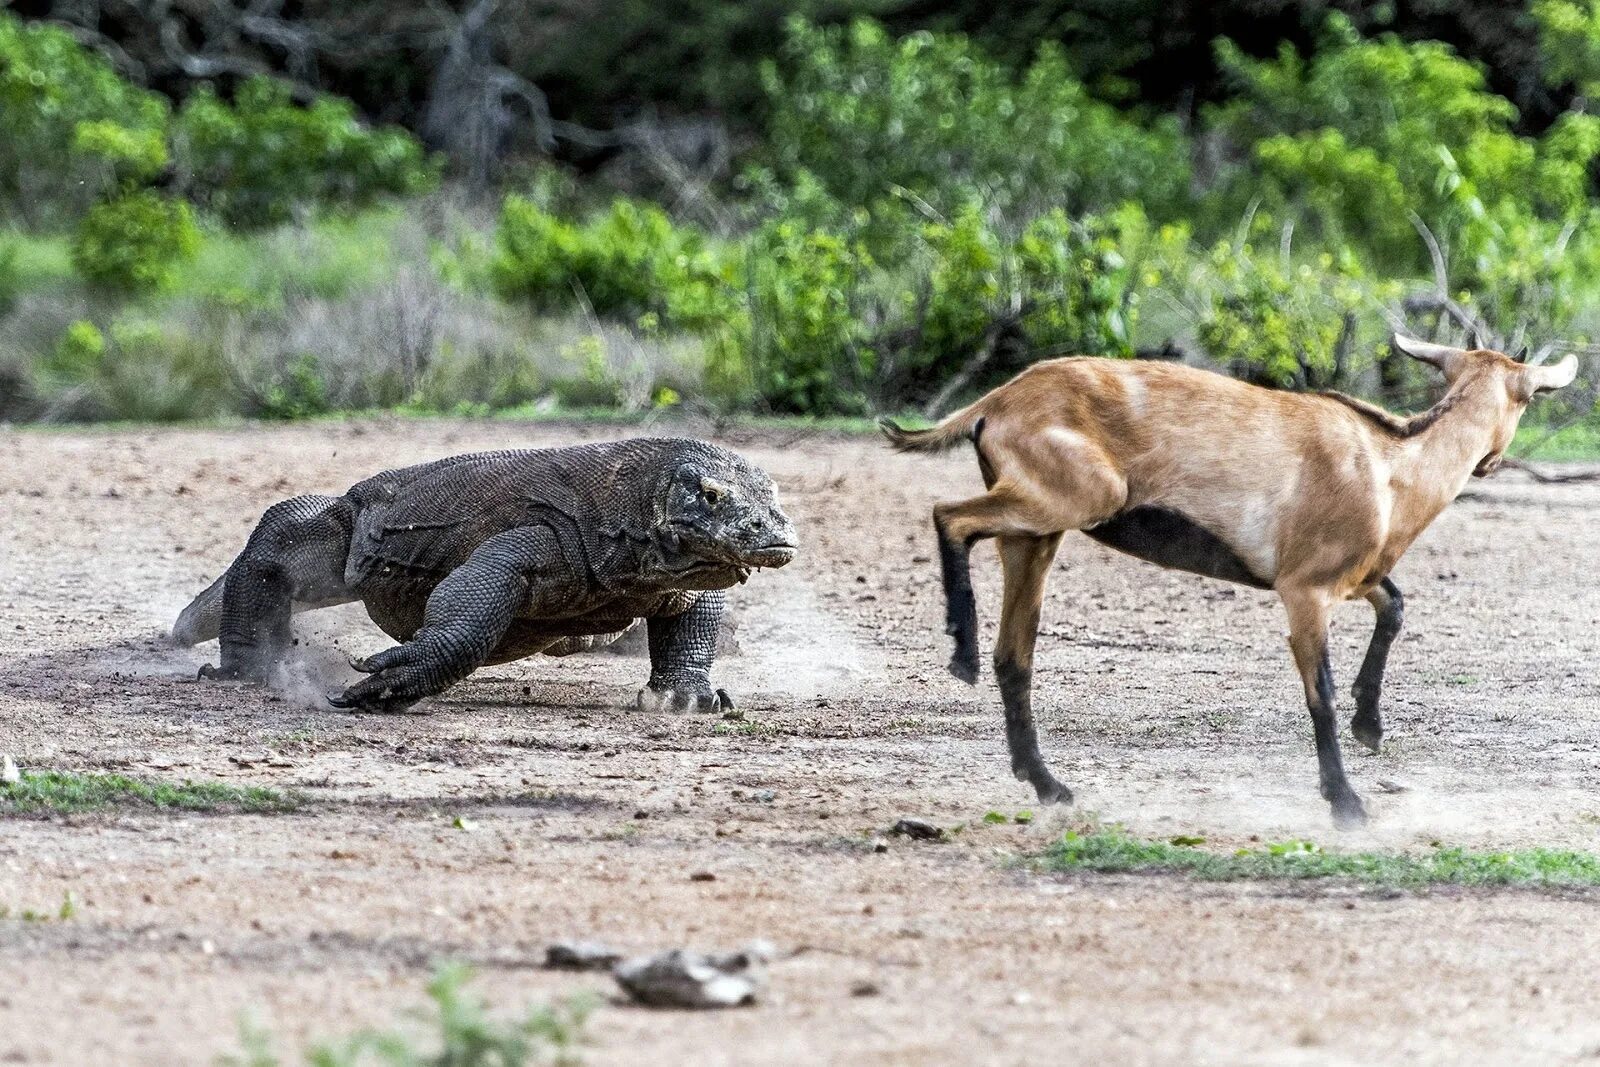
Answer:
545;940;623;971
751;789;776;804
0;755;19;785
689;871;716;882
613;946;766;1008
850;980;881;997
871;839;889;854
890;818;945;842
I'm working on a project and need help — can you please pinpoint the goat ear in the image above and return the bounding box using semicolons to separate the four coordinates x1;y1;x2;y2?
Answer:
1516;354;1580;399
1392;334;1466;376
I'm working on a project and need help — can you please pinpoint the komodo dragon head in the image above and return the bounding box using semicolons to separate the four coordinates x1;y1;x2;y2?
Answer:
653;445;797;585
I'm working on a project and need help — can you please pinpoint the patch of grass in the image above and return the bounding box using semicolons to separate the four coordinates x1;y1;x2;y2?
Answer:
1;891;79;922
712;718;780;737
227;963;592;1066
1512;419;1600;462
0;770;302;815
0;229;74;291
1034;825;1600;889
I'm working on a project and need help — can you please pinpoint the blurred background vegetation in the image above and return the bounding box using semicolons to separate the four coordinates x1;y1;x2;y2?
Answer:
0;0;1597;453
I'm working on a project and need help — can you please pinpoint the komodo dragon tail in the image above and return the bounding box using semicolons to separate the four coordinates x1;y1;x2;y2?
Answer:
877;401;988;454
171;574;225;646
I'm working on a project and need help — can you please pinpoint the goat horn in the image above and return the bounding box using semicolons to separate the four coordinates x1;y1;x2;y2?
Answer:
1392;334;1464;372
1523;354;1580;396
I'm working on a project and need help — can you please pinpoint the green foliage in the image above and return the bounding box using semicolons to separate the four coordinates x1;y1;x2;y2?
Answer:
1535;0;1600;93
0;770;300;815
36;314;231;421
0;237;18;316
1015;205;1153;357
1210;15;1600;266
178;209;409;309
1036;825;1600;889
44;320;107;383
735;218;873;413
177;77;437;228
1195;232;1375;389
228;963;592;1066
73;118;168;182
0;13;168;222
257;353;333;420
71;190;199;291
758;18;1189;224
492;195;737;329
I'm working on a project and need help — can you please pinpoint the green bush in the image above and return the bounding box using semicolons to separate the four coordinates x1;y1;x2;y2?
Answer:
492;195;737;329
34;315;230;421
0;237;18;316
735;218;873;414
1015;205;1153;358
0;13;168;222
1195;234;1375;389
1209;15;1600;267
758;18;1190;226
71;190;200;292
255;352;332;421
43;319;107;383
176;77;437;228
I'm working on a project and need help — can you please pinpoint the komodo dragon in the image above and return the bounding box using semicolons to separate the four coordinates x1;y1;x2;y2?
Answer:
171;438;797;713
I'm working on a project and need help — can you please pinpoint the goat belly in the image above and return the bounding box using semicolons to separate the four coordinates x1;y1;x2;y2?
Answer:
1083;507;1272;590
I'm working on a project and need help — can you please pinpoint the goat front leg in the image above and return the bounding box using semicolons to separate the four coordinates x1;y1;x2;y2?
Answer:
1282;589;1367;828
995;533;1071;804
933;489;1038;683
1350;578;1403;752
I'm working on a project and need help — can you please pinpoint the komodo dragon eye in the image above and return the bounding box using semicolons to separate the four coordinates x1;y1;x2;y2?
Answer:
700;480;727;506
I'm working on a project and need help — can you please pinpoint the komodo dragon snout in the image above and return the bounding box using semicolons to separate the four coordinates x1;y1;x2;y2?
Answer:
657;454;798;581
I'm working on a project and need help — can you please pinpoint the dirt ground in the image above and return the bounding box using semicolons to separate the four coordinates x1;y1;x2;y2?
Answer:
2;419;1599;1066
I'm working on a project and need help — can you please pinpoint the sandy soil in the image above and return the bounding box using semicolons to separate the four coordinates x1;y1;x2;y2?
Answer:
2;419;1599;1066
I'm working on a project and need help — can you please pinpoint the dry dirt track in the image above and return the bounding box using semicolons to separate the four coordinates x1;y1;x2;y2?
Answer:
2;419;1600;1066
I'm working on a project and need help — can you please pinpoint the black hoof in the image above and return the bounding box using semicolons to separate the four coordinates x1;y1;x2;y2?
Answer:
1350;717;1384;753
948;654;979;685
1032;774;1074;805
1330;794;1369;829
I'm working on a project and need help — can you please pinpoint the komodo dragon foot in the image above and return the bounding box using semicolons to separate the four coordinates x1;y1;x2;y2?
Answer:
637;672;733;715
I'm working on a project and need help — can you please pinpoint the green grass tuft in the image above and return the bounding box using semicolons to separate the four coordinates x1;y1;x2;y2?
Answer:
1034;826;1600;889
0;770;302;815
225;963;592;1066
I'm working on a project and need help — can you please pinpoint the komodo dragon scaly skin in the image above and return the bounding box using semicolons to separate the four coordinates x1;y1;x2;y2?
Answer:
171;439;797;713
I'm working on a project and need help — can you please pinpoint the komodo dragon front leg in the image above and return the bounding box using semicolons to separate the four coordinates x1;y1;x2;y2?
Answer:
330;526;575;713
638;590;733;714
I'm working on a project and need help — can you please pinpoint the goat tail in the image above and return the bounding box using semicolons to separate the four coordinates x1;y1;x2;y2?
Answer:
171;573;225;646
878;403;987;454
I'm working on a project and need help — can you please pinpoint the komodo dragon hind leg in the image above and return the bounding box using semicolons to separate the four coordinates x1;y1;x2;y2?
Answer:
201;494;356;683
638;590;732;714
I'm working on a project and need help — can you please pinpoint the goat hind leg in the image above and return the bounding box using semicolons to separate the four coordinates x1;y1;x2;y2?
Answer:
1282;589;1367;828
995;533;1071;803
1350;578;1403;752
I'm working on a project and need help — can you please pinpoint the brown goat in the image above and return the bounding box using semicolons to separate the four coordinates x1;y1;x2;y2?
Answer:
882;336;1579;826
